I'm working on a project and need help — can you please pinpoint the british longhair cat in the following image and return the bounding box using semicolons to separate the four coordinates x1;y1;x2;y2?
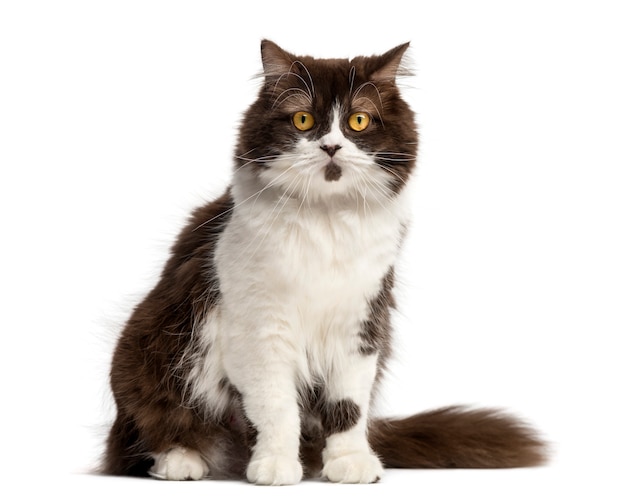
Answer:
103;40;545;485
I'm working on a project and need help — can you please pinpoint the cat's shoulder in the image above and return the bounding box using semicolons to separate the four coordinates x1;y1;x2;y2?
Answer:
167;189;235;263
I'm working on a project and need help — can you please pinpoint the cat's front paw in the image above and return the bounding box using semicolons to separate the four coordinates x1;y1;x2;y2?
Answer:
322;452;384;484
149;447;209;481
246;455;303;485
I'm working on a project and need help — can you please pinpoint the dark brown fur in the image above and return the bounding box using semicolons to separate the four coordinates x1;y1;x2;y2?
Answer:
370;406;546;468
236;40;417;195
104;192;248;477
103;40;547;480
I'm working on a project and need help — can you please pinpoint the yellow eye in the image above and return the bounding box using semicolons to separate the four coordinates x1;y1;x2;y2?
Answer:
348;112;371;131
292;111;315;131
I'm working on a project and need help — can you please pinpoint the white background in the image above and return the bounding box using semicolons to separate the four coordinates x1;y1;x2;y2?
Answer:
1;1;624;501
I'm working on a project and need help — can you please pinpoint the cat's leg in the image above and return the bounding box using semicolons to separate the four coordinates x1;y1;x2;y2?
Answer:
321;351;384;483
224;330;303;485
149;447;209;481
238;370;303;485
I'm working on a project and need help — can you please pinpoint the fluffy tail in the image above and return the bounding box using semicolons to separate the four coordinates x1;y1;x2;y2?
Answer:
369;406;547;468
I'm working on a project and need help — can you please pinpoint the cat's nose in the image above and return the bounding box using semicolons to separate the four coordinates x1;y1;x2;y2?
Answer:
320;144;342;157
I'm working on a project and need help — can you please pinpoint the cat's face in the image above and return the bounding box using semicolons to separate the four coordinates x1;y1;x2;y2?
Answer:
235;41;417;204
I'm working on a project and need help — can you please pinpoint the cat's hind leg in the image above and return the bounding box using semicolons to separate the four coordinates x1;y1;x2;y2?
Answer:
149;447;209;481
104;402;243;480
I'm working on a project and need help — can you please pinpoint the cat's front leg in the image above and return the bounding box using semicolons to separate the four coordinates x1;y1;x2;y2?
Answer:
224;331;303;485
321;352;384;483
243;378;303;486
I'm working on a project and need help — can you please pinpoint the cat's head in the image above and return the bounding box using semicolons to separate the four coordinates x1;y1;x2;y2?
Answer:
235;40;417;205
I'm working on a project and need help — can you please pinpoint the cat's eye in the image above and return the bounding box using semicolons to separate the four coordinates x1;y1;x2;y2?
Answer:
348;112;371;132
292;111;315;131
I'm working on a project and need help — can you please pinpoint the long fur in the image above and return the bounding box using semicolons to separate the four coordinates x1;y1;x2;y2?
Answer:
370;406;546;469
103;40;546;484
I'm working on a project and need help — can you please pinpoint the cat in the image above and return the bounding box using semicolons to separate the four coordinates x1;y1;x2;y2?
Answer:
103;40;546;485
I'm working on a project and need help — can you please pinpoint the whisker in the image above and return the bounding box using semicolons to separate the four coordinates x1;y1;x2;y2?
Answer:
348;66;356;96
353;162;399;203
352;81;384;114
356;174;400;220
295;171;313;220
352;169;372;218
234;151;302;171
272;87;313;110
235;151;298;164
374;163;410;182
375;151;417;160
293;60;315;98
353;96;385;128
236;173;302;269
192;163;298;233
273;65;314;103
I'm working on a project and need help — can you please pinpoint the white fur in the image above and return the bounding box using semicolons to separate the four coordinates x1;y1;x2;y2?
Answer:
181;108;411;484
322;450;384;483
185;311;230;417
322;352;384;483
256;106;396;203
150;447;209;481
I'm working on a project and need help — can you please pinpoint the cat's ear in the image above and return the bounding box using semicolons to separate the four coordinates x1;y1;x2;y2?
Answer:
260;40;294;80
369;42;411;82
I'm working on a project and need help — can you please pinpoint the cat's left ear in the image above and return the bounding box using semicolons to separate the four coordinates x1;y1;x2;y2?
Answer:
370;42;411;82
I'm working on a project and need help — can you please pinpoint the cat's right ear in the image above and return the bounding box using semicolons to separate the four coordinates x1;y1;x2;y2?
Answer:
260;40;294;80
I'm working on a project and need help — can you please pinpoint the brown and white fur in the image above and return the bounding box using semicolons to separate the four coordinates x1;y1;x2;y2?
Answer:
103;40;546;484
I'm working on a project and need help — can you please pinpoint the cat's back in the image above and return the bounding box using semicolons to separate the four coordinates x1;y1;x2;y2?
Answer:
110;190;234;392
164;190;234;274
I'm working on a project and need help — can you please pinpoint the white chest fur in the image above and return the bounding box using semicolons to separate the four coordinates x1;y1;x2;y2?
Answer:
213;180;410;384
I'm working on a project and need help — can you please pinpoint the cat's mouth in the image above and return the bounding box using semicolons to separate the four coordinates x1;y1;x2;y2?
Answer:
324;161;342;182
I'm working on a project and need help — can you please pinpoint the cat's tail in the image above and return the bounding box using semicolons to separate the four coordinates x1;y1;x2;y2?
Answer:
369;406;547;468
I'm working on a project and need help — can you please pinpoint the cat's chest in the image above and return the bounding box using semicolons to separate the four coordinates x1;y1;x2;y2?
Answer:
277;213;386;300
216;196;407;310
232;203;402;270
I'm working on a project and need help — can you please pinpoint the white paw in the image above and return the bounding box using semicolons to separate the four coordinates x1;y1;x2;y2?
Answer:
322;452;384;484
246;455;303;485
149;447;209;481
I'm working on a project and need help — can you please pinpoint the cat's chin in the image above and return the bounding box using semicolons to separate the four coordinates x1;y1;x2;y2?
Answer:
251;153;395;206
323;161;342;182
